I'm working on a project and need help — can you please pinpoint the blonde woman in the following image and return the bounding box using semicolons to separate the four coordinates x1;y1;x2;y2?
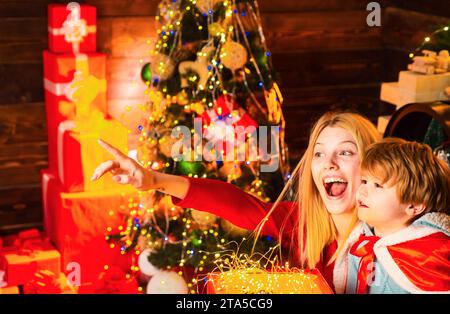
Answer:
91;112;381;293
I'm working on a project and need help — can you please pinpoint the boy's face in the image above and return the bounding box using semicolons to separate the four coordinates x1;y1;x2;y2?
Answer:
356;173;411;236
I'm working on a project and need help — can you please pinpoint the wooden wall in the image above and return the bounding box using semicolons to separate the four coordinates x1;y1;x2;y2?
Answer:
0;0;448;233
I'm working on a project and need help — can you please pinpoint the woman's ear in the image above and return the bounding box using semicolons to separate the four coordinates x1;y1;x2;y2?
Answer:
405;203;426;217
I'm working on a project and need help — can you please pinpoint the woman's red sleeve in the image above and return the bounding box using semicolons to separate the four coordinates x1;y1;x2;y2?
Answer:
171;177;297;241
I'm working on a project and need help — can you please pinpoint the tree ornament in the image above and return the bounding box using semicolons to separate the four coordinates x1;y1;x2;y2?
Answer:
208;22;225;37
151;53;176;80
218;161;242;180
146;271;188;294
138;249;161;277
177;160;205;176
191;209;217;229
195;0;222;14
220;41;248;71
191;236;203;247
140;62;152;82
179;45;215;90
157;0;181;22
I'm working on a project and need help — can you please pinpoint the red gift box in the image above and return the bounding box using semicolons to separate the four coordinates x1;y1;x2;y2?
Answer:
200;94;258;129
77;266;140;294
43;50;107;173
23;270;77;294
41;169;138;284
48;3;96;53
56;118;129;193
0;231;61;287
200;95;258;156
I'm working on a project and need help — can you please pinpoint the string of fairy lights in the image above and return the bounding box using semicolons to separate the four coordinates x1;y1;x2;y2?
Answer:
99;0;450;295
102;0;289;294
409;24;450;59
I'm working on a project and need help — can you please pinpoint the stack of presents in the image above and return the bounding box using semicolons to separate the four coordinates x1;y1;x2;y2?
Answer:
1;3;143;294
378;49;450;134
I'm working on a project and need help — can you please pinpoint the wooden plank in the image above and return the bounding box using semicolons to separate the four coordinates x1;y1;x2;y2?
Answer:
0;64;44;104
383;7;450;51
0;184;43;234
0;102;47;145
388;0;450;18
265;28;381;52
110;17;156;58
0;17;47;43
0;12;381;61
105;47;384;98
280;83;395;162
0;17;47;64
0;0;56;18
262;11;382;52
97;11;381;57
86;0;159;17
0;42;46;64
0;0;379;17
382;48;410;82
0;142;48;167
272;48;384;88
258;0;376;13
262;11;374;31
0;163;47;186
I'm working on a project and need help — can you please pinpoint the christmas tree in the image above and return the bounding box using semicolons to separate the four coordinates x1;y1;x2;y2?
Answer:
107;0;290;293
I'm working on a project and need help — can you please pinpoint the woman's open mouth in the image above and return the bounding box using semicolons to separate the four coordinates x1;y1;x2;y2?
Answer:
323;177;348;198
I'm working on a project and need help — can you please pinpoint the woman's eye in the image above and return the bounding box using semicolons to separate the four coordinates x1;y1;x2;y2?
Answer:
340;150;353;156
361;179;367;184
314;152;323;158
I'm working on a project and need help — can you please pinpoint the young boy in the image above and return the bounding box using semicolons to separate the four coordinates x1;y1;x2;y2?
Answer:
346;138;450;294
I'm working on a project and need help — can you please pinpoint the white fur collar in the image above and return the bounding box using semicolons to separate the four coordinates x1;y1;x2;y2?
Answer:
412;212;450;236
333;221;364;294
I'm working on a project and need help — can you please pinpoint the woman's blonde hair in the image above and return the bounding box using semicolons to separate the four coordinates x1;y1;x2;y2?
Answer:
297;112;380;268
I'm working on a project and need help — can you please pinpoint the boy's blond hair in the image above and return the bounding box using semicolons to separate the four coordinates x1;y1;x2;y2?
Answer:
361;138;450;217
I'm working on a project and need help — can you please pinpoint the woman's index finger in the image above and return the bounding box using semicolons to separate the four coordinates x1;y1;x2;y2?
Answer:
98;139;126;160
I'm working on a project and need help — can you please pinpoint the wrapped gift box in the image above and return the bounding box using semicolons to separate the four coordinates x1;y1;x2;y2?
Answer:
48;3;97;53
206;269;333;294
377;115;391;135
77;266;140;294
57;117;129;192
399;70;450;93
23;270;77;294
0;286;20;294
380;71;450;108
41;169;139;283
0;241;61;287
43;50;107;173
